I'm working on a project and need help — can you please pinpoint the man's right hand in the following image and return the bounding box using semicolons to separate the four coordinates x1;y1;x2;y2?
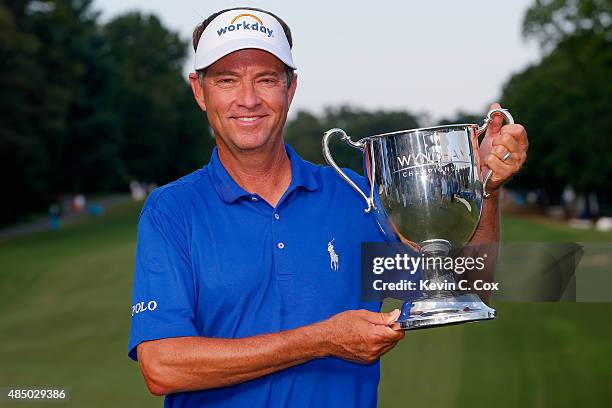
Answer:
320;309;405;364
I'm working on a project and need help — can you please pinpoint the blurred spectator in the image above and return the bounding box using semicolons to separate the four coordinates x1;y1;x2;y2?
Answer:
88;203;105;217
562;185;576;217
73;194;87;214
63;195;72;215
526;191;538;204
595;217;612;232
49;204;61;231
130;180;147;201
588;193;600;218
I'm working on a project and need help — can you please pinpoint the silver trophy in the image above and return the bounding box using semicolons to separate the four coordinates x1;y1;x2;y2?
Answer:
322;109;514;329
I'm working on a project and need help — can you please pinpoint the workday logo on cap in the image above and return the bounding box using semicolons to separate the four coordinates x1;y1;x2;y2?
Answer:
216;13;274;38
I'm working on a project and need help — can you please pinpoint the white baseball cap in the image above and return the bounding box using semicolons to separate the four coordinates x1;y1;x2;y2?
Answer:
194;9;296;71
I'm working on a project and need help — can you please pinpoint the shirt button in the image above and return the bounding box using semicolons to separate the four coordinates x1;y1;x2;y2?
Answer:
277;242;285;249
274;213;280;220
251;196;258;202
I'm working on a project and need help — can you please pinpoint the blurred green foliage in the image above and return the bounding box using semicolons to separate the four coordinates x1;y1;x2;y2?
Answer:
501;0;612;199
522;0;611;50
0;0;213;226
501;32;612;195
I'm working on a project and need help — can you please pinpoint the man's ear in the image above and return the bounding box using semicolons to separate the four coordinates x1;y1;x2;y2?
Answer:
287;72;298;107
189;72;207;112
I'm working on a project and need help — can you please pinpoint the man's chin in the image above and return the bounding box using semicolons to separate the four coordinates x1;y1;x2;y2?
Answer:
231;135;274;152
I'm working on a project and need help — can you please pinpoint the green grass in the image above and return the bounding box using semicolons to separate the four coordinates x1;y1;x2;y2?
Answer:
0;205;611;407
501;215;612;242
0;202;157;406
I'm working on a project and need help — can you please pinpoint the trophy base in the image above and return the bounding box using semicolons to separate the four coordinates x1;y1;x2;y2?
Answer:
398;293;496;330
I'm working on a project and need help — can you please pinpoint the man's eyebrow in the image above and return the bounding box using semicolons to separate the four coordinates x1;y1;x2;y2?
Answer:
207;70;282;78
254;71;282;77
208;70;240;77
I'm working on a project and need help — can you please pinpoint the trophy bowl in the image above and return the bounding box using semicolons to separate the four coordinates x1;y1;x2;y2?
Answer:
322;108;514;329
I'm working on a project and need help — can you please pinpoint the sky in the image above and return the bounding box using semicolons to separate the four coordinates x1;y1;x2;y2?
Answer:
94;0;542;122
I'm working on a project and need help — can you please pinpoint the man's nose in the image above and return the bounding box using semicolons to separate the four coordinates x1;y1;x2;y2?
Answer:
236;81;262;109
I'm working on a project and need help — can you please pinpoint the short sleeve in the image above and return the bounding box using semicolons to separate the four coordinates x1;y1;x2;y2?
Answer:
127;206;198;361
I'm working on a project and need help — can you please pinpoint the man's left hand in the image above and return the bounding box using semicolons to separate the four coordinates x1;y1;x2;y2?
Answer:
479;102;528;196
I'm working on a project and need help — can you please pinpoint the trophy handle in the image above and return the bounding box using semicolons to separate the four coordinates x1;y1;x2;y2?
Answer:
322;128;376;213
476;108;515;198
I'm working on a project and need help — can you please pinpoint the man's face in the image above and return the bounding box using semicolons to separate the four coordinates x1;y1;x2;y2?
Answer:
191;49;297;152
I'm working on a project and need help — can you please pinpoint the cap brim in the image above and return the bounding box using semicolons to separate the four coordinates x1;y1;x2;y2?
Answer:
194;37;296;70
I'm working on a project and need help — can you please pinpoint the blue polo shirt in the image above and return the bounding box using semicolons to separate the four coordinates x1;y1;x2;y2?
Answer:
128;144;390;407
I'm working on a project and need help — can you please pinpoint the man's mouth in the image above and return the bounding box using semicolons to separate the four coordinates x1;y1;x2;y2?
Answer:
232;115;267;123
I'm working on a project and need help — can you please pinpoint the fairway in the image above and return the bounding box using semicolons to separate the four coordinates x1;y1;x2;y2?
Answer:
1;202;611;407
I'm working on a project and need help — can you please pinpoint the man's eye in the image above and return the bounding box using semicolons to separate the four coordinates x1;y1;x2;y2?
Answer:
259;78;279;85
217;78;237;86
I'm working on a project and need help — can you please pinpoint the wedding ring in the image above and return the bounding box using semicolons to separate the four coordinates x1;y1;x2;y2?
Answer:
502;151;512;162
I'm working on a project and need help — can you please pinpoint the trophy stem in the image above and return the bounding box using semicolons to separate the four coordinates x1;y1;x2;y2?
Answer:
419;239;455;299
420;239;452;256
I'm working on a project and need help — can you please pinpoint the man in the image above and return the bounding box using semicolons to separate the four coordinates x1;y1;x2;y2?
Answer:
128;7;528;407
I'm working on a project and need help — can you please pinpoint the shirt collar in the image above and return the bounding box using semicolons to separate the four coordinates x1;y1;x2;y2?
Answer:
286;144;318;194
207;144;319;204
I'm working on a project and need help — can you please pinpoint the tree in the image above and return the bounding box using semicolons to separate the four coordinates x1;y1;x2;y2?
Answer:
103;12;212;184
500;0;612;203
502;32;612;194
0;3;212;225
0;0;124;224
523;0;611;50
0;4;49;223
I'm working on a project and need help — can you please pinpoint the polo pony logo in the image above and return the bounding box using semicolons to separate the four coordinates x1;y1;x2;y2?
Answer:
327;239;339;271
